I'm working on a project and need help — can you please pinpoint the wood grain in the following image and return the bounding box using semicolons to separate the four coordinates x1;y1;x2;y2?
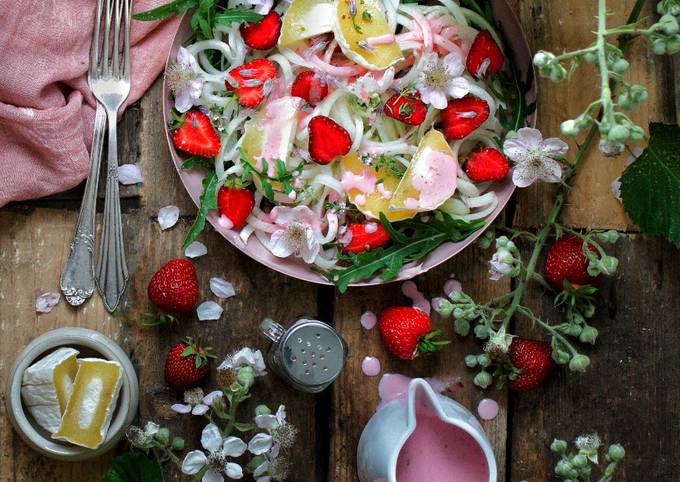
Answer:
330;242;511;481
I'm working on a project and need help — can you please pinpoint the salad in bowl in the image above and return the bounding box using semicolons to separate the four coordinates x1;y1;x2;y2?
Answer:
144;0;533;291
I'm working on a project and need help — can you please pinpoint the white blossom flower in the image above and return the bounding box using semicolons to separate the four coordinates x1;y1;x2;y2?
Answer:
166;47;204;113
248;432;274;455
503;128;569;188
172;388;223;416
253;445;292;482
143;421;160;437
347;68;395;103
268;206;324;264
255;405;298;450
181;424;247;482
416;52;470;109
488;236;520;281
218;347;267;376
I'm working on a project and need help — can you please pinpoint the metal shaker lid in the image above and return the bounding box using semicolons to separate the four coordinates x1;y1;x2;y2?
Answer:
280;319;346;387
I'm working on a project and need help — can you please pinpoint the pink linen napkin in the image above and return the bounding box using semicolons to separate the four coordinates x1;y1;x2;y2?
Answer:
0;0;181;206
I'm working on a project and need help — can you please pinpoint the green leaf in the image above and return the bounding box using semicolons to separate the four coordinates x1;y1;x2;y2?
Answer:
620;123;680;247
214;9;263;27
181;156;214;172
102;453;163;482
132;0;196;21
182;171;219;249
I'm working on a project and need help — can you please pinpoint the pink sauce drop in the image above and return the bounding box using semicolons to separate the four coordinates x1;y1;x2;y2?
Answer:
362;356;381;377
401;281;431;315
477;398;499;421
396;409;490;482
360;311;377;330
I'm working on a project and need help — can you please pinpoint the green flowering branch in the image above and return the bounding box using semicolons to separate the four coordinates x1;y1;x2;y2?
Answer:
549;434;625;481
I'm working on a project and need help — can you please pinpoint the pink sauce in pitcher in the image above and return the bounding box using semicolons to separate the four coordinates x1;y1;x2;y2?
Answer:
395;408;490;482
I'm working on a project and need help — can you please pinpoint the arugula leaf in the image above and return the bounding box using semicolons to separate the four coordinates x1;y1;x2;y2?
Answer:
321;213;484;292
132;0;196;21
239;148;301;202
102;453;163;482
620;123;680;247
214;9;263;26
182;171;218;249
181;156;214;172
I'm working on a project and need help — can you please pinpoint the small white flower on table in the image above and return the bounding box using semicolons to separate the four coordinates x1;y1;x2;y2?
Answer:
268;206;324;264
503;128;569;187
181;423;247;481
166;47;204;113
219;347;267;377
416;52;470;109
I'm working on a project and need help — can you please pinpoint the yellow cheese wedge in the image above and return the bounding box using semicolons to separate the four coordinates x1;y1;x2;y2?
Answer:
52;358;123;449
21;347;79;434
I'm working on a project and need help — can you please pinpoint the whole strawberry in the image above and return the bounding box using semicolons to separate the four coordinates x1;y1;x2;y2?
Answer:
378;307;449;360
148;259;200;313
164;337;216;391
544;235;602;290
507;338;554;391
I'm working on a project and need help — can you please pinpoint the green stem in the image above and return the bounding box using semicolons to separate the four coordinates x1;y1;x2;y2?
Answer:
223;392;241;436
517;306;579;356
596;0;614;132
550;46;598;63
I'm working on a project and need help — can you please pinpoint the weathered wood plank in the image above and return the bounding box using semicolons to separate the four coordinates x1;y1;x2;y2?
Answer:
513;0;667;231
330;242;511;481
509;235;680;481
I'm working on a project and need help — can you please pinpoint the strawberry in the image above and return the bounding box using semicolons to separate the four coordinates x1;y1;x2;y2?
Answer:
148;259;200;313
240;11;282;50
226;58;277;108
465;147;509;182
164;337;216;391
341;222;390;254
544;235;602;290
378;306;450;360
217;185;255;230
507;338;554;392
172;110;221;157
307;115;352;164
291;70;329;107
383;90;427;126
440;96;490;140
466;30;505;79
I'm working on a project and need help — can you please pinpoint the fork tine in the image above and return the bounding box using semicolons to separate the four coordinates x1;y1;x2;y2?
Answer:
112;0;121;77
103;0;112;76
122;0;131;80
90;0;104;76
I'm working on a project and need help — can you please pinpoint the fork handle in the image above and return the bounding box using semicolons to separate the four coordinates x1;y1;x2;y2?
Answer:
60;103;107;306
96;108;129;312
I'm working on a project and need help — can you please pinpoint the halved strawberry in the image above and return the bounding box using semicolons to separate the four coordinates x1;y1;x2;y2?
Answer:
308;115;352;164
466;30;504;79
172;110;221;157
465;147;509;182
440;96;490;140
291;71;329;106
240;11;282;50
341;222;391;254
217;185;255;229
383;90;427;126
226;58;277;108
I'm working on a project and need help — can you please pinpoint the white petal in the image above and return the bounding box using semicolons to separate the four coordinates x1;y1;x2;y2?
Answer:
275;405;287;424
118;164;143;185
269;230;295;259
611;177;622;202
300;231;320;263
185;241;208;258
511;164;538;188
192;404;210;415
447;77;470;99
254;413;278;430
256;477;271;482
248;433;273;455
252;350;267;375
225;462;244;479
420;89;447;110
144;422;160;436
203;390;223;406
201;423;223;452
515;127;544;147
442;52;465;76
540;137;569;158
269;205;317;226
202;468;225;482
36;292;60;313
222;436;248;457
210;277;236;299
182;450;208;475
175;90;194;114
253;460;270;477
502;138;528;163
536;157;563;183
158;205;180;230
171;403;193;414
197;301;224;321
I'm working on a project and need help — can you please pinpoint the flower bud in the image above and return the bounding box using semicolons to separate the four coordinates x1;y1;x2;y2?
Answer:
630;84;648;102
572;454;588;467
453;307;465;319
555;460;574;477
611;58;630;73
600;255;619;275
629;125;645;141
596;230;619;243
552;350;571;365
533;51;554;67
579;326;598;345
660;14;680;34
565;323;583;337
549;64;567;82
598;139;625;157
433;297;454;317
477;236;493;249
561;119;580;136
473;370;492;389
154;427;170;445
551;439;568;453
474;324;490;339
237;365;255;389
651;37;667;55
477;353;492;368
454;319;471;336
569;354;591;372
666;34;680;54
608;443;626;461
255;404;271;416
465;354;479;368
581;303;595;319
583;51;597;63
618;93;634;110
450;291;467;303
171;436;185;451
608;124;631;142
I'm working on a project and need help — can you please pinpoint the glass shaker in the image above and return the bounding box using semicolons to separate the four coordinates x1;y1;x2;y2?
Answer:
260;317;348;393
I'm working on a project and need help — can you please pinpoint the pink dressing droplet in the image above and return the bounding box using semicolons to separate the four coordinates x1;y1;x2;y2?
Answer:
444;278;462;296
401;281;431;315
362;356;381;377
378;373;412;406
218;215;234;230
477;398;499;420
360;311;377;330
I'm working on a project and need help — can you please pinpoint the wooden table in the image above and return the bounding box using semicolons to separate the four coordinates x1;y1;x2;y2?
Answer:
1;1;679;480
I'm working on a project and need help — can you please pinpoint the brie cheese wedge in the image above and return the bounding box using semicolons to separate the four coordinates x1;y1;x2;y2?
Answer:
52;358;123;449
21;347;79;434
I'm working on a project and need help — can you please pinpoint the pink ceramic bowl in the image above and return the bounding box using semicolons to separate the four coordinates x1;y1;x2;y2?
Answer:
162;0;536;287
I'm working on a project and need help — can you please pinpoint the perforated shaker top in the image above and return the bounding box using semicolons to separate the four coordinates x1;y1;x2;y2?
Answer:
280;320;346;387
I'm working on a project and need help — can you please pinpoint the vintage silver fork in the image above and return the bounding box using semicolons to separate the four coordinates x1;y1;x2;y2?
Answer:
90;0;131;312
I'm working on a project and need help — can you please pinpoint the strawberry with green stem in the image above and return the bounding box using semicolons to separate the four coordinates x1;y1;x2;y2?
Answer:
378;306;450;360
164;337;216;391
